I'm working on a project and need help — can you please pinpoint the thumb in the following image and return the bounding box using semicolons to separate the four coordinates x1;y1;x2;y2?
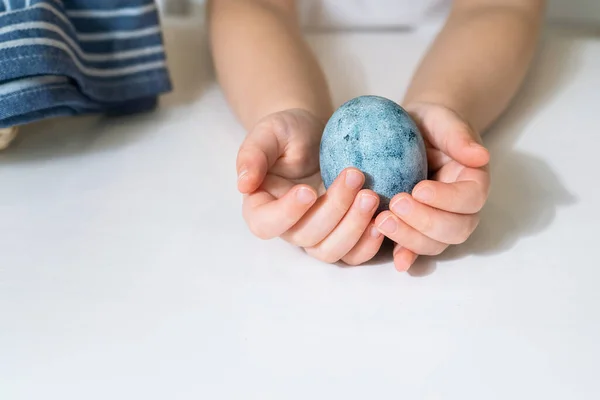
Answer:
409;104;490;168
441;126;490;168
237;118;284;194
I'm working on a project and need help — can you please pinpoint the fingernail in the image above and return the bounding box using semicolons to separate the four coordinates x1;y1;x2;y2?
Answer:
359;194;378;213
414;186;433;202
395;261;410;273
296;187;316;205
345;170;363;190
393;247;411;272
391;197;411;216
238;167;248;181
370;225;381;238
470;141;484;149
377;215;397;234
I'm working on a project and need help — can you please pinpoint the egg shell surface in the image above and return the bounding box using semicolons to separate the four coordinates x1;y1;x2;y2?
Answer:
319;95;428;213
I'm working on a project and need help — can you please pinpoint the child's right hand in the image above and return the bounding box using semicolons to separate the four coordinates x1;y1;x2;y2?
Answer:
236;109;384;266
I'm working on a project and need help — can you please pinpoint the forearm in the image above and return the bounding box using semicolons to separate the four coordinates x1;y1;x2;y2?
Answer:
403;1;545;133
207;0;333;130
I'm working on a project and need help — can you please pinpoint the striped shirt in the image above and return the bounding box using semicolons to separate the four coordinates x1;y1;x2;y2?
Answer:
0;0;172;128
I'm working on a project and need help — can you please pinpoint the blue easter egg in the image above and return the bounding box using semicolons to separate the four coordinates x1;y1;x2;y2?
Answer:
319;95;428;213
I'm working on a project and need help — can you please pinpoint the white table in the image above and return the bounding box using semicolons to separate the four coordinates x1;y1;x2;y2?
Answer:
2;17;600;400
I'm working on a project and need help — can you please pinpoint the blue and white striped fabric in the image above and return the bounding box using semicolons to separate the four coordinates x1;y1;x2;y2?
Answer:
0;0;172;128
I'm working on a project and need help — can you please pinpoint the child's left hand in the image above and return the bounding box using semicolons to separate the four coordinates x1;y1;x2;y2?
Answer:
374;102;491;272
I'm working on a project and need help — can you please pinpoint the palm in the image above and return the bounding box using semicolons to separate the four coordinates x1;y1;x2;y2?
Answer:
426;144;470;184
411;103;489;186
256;109;324;193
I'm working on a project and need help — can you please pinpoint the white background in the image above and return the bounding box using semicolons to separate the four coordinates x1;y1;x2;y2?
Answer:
547;0;600;24
548;0;600;23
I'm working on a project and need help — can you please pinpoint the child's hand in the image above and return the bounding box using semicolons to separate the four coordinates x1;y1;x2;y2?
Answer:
237;109;384;265
375;102;491;272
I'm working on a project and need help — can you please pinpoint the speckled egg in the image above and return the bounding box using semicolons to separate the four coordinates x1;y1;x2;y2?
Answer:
319;95;428;213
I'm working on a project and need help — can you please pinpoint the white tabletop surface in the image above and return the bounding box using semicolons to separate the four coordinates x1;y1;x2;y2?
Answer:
1;16;600;400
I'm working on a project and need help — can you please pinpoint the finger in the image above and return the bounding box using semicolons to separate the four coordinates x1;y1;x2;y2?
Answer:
282;168;365;247
242;182;317;240
388;194;480;245
341;223;385;266
426;147;453;172
408;105;490;168
375;211;448;256
412;169;490;214
258;173;297;199
237;145;270;194
305;190;379;263
237;115;288;194
393;245;419;272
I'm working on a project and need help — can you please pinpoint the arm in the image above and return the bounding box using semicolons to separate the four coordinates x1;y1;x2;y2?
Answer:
403;0;546;133
378;0;546;271
207;0;383;267
207;0;333;130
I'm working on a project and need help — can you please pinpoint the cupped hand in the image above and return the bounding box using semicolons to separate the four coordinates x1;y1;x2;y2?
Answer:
374;102;491;272
237;109;384;265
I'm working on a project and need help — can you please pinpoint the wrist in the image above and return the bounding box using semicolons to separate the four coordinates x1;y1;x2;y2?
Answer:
249;107;328;141
404;94;468;119
254;102;330;126
244;100;332;132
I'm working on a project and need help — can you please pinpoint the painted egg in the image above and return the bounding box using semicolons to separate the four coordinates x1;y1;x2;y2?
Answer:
319;95;428;213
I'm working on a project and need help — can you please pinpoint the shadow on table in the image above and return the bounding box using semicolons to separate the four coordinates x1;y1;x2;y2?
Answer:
0;16;212;164
409;150;577;277
370;31;580;276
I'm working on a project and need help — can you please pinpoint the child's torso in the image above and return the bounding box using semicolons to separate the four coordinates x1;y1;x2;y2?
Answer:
298;0;451;29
